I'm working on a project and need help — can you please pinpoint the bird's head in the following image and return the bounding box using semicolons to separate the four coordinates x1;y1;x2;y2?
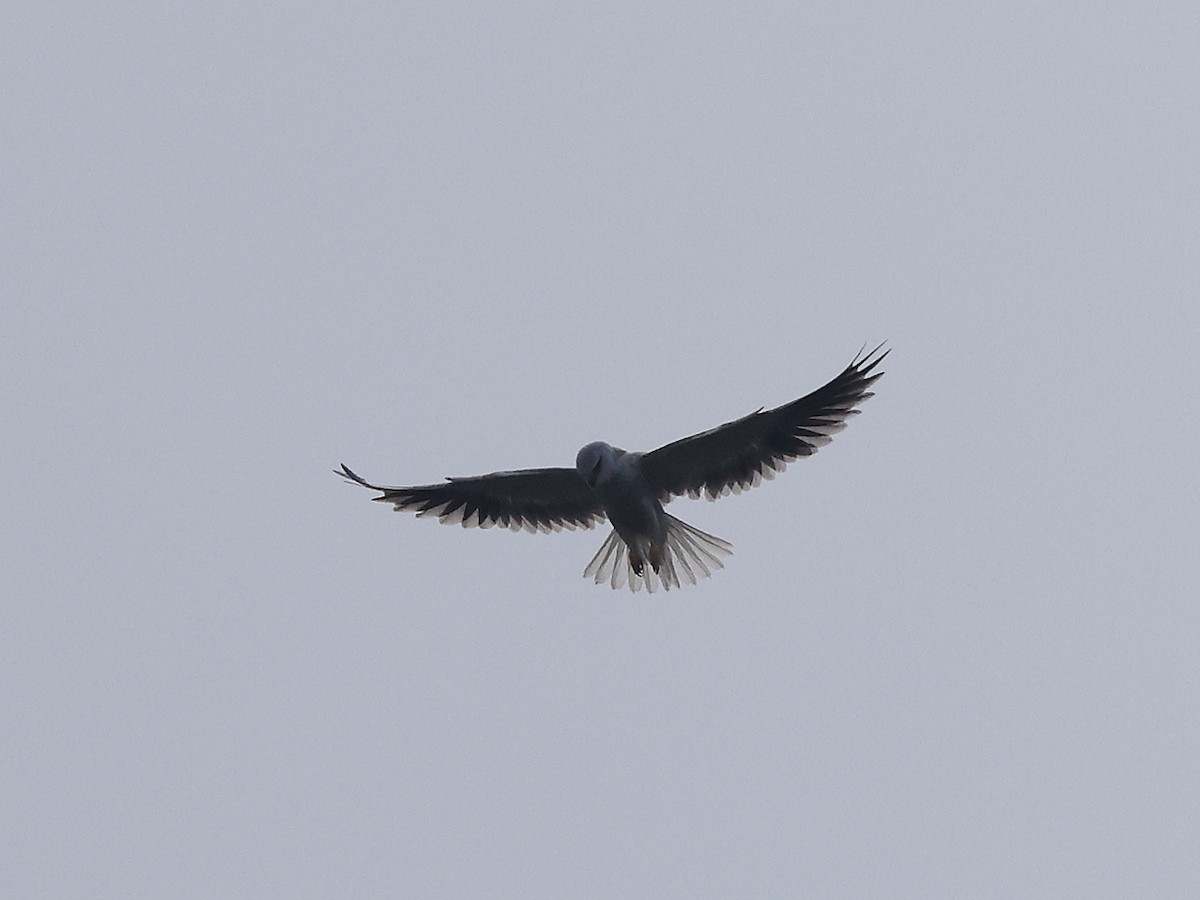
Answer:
575;441;613;489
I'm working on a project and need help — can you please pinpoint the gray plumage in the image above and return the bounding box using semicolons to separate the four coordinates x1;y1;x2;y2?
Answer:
338;344;887;591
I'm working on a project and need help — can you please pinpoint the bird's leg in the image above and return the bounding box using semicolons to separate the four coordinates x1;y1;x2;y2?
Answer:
629;548;645;577
648;544;665;574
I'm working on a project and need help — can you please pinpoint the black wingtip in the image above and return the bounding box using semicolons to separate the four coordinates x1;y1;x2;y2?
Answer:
851;342;890;374
336;463;375;490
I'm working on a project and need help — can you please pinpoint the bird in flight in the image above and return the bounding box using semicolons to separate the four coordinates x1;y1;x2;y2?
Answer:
338;344;887;592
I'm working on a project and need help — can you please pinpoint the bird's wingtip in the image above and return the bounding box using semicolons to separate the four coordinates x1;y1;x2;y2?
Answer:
336;463;374;489
851;341;890;372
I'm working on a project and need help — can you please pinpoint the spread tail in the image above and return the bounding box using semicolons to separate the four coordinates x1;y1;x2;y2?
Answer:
582;513;733;593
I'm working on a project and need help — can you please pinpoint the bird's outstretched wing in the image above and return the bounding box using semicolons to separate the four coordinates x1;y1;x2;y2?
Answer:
639;344;888;501
336;464;604;533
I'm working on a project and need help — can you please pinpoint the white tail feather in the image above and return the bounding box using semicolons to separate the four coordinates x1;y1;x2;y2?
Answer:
583;513;733;592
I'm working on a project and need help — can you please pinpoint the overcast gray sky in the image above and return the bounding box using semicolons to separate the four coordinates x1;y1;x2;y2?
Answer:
4;1;1198;897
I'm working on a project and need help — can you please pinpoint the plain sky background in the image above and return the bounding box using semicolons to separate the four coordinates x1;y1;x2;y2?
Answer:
4;1;1198;897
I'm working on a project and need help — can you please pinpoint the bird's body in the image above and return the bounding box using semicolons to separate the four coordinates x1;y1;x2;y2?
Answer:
578;444;661;558
339;345;887;591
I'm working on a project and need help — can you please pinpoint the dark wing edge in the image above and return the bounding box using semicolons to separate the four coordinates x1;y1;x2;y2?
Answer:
335;463;604;533
640;343;889;502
